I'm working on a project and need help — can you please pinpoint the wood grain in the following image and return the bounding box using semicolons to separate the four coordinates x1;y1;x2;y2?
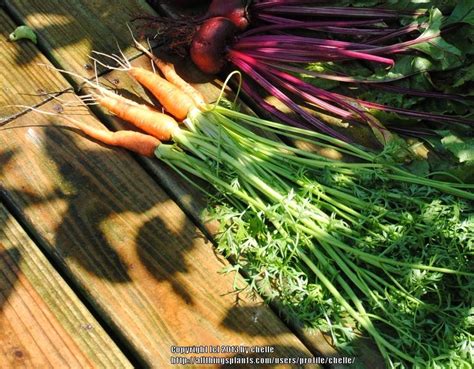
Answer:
0;96;316;368
0;203;132;368
3;0;155;85
0;9;69;122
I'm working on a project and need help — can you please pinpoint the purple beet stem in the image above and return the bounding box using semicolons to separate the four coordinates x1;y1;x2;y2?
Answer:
229;51;352;141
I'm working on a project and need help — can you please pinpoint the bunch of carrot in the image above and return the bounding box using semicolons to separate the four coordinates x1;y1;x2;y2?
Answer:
50;44;204;157
39;41;474;369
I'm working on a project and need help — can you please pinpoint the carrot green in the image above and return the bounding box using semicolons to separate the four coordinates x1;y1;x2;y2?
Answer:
155;103;473;369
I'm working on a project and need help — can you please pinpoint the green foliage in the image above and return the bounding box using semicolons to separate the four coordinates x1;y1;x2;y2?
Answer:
409;9;462;69
159;106;474;369
439;131;474;164
299;2;474;126
447;0;474;26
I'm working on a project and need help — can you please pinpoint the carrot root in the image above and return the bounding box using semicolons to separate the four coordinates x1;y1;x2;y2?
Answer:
135;39;206;108
72;120;161;157
85;42;201;121
4;104;161;157
94;93;179;141
127;66;196;121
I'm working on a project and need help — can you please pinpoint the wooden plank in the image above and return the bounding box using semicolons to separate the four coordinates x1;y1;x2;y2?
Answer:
0;203;132;368
0;9;69;122
3;0;156;84
0;96;316;368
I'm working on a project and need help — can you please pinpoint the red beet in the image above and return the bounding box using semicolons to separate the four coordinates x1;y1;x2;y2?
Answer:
190;17;238;74
206;0;250;30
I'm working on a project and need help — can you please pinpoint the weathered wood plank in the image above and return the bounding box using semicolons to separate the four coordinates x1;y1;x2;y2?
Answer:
0;9;69;122
3;0;155;84
0;203;132;368
0;96;316;368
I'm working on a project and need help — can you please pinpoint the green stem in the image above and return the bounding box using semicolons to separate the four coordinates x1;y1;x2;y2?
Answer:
387;172;474;200
299;252;417;364
213;107;374;161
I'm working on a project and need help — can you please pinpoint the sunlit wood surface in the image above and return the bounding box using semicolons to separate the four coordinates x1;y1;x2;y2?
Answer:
0;1;328;368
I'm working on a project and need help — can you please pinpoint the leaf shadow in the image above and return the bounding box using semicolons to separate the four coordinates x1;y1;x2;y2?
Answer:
135;215;196;306
3;0;155;69
40;127;137;283
0;247;22;313
38;122;204;301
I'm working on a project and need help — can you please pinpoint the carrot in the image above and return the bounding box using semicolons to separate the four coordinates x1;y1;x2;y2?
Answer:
94;93;179;141
90;48;198;120
95;90;158;113
40;63;181;141
134;40;206;108
72;120;161;157
127;66;196;121
2;102;161;157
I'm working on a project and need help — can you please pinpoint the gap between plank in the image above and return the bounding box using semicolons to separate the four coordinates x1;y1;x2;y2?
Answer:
0;189;151;369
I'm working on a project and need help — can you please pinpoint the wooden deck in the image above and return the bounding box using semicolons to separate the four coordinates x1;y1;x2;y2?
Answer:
0;1;382;368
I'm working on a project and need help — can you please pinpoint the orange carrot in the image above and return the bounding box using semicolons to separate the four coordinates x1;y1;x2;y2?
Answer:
128;67;196;121
154;59;206;108
135;41;206;108
89;47;199;119
72;120;160;157
4;103;160;157
102;92;158;113
95;94;179;141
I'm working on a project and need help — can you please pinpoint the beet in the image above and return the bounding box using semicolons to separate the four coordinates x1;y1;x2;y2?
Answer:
206;0;250;30
190;17;238;74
